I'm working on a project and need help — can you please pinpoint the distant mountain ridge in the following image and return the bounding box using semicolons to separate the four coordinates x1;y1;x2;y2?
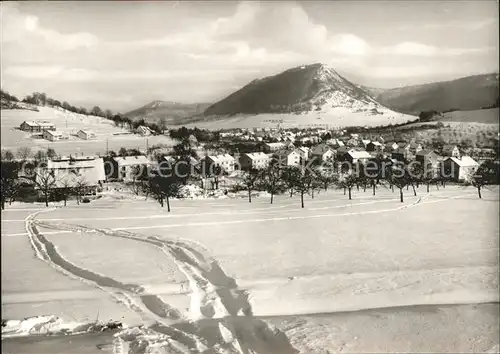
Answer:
204;63;383;116
368;73;499;115
124;100;211;123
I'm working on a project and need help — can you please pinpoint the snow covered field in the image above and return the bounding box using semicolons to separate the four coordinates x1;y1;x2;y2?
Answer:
1;185;499;353
180;108;415;130
0;107;176;156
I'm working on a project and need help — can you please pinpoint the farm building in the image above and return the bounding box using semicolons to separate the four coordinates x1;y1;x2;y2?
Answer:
77;130;96;140
20;120;56;133
43;130;68;142
136;125;154;136
112;155;153;182
35;156;106;193
442;156;479;182
239;152;271;170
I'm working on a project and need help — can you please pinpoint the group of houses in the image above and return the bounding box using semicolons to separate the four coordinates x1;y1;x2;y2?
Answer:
20;121;97;142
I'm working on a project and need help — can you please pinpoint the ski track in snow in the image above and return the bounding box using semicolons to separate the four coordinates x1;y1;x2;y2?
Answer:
24;210;297;354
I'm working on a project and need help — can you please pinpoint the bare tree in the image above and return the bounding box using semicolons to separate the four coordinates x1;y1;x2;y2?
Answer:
59;179;73;207
241;168;262;203
1;149;15;161
338;172;357;200
17;147;32;161
34;168;57;207
260;163;284;204
74;178;88;205
159;117;168;134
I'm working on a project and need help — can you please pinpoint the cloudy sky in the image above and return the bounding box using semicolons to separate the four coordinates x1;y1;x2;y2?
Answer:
1;1;498;112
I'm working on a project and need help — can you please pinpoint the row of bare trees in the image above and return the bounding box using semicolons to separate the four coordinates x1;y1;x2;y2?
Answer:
236;157;490;208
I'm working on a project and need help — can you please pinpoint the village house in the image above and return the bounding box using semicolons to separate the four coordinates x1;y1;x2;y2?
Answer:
76;129;96;140
405;142;423;155
136;125;154;136
112;155;153;182
43;130;68;142
326;138;345;148
20;120;56;133
263;142;286;153
346;137;360;147
35;156;106;194
392;147;412;162
442;144;461;158
345;150;372;164
239;152;271;170
442;156;479;182
335;145;350;162
284;149;303;167
310;144;336;162
361;139;371;148
384;142;399;153
205;154;236;173
416;150;440;177
366;141;383;152
296;146;310;161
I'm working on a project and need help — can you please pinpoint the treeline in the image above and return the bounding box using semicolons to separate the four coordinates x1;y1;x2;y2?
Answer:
169;127;220;143
0;89;19;102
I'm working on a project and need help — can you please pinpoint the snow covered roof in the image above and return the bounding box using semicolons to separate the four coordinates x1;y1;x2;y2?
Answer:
38;157;105;187
347;150;371;159
448;156;478;167
244;152;269;160
114;155;152;166
22;120;55;127
44;130;64;137
208;154;235;163
78;129;96;135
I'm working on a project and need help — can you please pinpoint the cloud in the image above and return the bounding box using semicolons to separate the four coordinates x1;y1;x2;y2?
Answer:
381;41;494;57
1;2;98;50
422;18;497;31
1;0;497;108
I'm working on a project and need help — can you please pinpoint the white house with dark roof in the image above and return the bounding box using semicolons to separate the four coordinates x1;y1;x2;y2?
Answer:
20;120;56;133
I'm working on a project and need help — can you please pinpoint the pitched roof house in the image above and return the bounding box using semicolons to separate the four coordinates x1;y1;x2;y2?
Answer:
239;152;270;170
442;156;479;181
35;156;105;189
